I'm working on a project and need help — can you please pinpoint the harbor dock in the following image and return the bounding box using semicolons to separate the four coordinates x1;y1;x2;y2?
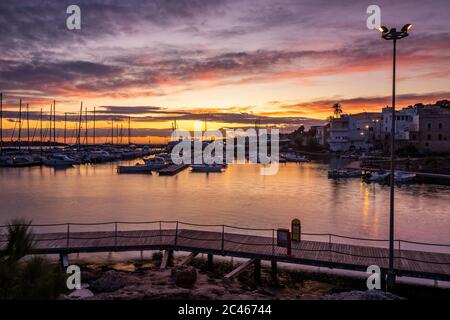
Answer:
158;164;189;176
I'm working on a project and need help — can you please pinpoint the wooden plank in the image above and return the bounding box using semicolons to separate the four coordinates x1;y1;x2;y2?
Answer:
224;259;255;282
160;250;172;271
178;252;198;266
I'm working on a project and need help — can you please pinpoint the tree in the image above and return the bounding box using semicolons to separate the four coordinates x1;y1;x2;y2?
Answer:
332;103;343;118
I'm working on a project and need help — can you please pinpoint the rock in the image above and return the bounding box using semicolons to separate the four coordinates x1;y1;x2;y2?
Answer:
321;290;404;300
90;270;129;293
81;270;101;282
144;287;193;300
68;288;94;299
171;266;197;288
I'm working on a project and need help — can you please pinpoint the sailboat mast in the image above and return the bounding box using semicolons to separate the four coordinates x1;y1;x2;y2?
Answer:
64;113;67;145
27;103;30;151
18;99;22;150
77;102;83;148
93;107;96;145
85;107;88;145
128;116;131;145
116;124;119;145
111;118;114;144
0;93;3;154
53;100;56;145
40;108;43;153
48;105;52;148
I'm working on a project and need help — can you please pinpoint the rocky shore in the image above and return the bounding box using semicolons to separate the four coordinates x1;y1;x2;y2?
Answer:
61;254;412;300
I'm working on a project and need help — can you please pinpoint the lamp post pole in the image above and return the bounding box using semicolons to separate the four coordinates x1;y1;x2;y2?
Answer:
378;24;412;289
388;37;397;288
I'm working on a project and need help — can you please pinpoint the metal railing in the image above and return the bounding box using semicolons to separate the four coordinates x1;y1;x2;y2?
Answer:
1;221;450;266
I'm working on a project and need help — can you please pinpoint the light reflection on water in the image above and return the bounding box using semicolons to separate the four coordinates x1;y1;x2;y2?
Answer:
0;161;449;250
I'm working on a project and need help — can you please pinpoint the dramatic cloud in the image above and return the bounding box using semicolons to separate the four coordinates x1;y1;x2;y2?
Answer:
1;0;449;134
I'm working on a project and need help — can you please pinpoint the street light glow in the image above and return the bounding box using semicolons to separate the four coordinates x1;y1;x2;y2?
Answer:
402;24;413;32
378;26;389;33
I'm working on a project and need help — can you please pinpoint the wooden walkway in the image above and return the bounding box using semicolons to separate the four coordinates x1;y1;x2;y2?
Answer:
1;227;449;282
158;164;189;176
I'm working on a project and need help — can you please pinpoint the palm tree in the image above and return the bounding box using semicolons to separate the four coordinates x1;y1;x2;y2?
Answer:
332;103;343;118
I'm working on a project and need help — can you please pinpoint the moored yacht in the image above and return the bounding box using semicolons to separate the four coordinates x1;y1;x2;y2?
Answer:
43;154;76;167
143;156;167;170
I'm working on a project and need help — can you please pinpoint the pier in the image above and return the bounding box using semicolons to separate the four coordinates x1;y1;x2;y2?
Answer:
158;164;190;176
1;221;449;283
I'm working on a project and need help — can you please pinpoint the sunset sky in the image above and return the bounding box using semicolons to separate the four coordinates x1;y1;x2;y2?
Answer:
1;0;449;142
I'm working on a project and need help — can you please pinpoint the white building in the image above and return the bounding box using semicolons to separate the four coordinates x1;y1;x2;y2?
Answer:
328;113;381;152
381;106;419;140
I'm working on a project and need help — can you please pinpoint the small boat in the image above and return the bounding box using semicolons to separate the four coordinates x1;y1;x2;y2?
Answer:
394;171;416;183
43;154;76;167
143;157;167;170
191;164;224;173
117;163;153;174
328;169;361;179
281;153;310;163
364;170;416;184
364;170;390;182
1;154;41;167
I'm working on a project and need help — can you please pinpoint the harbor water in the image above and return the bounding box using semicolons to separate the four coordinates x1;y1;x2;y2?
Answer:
0;161;449;250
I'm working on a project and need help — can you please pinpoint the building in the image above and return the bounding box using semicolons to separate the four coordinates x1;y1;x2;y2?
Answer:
381;106;419;141
328;112;382;152
310;124;329;146
380;102;450;153
410;105;450;153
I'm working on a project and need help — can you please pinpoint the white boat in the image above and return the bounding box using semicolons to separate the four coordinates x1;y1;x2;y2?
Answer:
191;164;224;173
394;171;416;183
43;154;76;167
117;163;152;174
366;170;390;182
281;153;310;163
143;157;167;170
2;154;41;167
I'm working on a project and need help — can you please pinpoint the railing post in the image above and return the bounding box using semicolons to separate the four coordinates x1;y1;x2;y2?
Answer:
272;229;275;258
174;221;178;247
159;221;162;248
328;234;332;265
398;240;401;259
66;223;70;251
221;225;225;254
114;222;118;250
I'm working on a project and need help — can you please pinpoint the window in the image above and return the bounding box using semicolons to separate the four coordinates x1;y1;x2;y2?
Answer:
427;134;431;140
428;123;432;129
439;134;442;141
439;123;442;129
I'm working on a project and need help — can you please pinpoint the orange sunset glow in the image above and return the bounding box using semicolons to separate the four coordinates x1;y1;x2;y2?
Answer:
1;0;449;143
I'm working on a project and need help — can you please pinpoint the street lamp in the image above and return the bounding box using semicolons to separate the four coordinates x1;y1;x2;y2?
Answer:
378;24;412;289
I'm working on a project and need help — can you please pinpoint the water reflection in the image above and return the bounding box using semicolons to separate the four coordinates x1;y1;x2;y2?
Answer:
0;161;449;248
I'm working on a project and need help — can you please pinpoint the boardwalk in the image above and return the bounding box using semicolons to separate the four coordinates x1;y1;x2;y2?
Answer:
1;222;450;282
